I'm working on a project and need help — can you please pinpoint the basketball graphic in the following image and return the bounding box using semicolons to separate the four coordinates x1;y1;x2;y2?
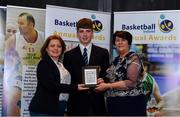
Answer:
159;19;174;33
93;20;103;33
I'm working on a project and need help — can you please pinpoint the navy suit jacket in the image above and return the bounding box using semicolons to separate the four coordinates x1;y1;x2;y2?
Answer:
63;44;110;115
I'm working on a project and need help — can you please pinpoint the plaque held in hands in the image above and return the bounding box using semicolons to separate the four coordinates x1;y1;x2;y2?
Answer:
82;66;100;87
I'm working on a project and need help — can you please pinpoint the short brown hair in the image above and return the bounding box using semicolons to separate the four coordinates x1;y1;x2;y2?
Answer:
19;12;35;27
41;35;66;59
76;18;93;31
113;30;132;45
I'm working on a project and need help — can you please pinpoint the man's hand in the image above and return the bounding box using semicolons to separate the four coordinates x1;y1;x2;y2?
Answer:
78;84;89;91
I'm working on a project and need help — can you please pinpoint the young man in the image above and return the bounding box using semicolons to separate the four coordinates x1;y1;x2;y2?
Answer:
63;18;110;116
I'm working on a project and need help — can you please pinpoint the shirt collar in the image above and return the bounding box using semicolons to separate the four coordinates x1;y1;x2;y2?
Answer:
79;43;92;53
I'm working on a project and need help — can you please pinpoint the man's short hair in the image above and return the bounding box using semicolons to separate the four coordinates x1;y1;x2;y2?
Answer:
76;18;93;31
19;12;35;27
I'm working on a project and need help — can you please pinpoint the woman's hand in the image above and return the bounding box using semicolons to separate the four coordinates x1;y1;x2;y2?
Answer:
94;83;111;92
97;78;104;84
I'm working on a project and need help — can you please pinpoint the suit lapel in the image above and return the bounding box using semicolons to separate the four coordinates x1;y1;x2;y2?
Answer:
75;45;85;66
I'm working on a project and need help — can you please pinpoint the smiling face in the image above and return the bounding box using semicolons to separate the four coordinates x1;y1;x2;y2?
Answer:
115;36;130;57
77;28;93;46
46;39;62;61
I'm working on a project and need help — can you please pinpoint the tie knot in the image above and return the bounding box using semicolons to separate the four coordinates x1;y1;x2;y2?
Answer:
84;48;87;52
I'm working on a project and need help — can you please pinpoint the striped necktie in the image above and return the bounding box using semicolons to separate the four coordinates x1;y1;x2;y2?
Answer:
83;48;88;65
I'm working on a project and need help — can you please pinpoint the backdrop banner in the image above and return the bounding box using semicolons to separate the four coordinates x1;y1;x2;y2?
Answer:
3;5;45;116
114;10;180;116
45;5;111;51
0;6;6;115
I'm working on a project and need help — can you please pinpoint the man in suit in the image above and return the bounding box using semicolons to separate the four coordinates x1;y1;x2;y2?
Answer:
63;18;110;116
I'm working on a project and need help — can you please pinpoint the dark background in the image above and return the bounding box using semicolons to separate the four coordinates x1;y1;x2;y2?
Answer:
1;0;180;12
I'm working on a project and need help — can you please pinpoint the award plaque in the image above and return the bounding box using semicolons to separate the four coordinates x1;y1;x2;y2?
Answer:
82;66;100;87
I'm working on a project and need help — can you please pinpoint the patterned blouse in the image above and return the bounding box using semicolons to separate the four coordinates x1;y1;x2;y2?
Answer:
105;52;144;97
